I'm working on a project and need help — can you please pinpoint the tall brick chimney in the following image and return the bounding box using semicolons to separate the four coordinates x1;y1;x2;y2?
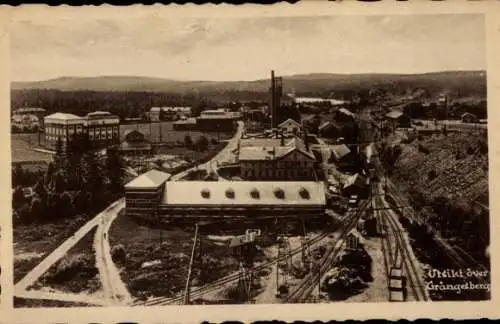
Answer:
270;70;276;129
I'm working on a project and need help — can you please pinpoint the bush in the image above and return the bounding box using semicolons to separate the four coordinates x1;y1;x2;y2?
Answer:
278;284;289;295
111;244;127;265
45;254;98;285
428;170;437;181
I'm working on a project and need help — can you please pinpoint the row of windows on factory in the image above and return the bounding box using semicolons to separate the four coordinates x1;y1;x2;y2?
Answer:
242;160;312;169
45;125;119;135
126;198;157;207
46;132;118;142
243;168;312;179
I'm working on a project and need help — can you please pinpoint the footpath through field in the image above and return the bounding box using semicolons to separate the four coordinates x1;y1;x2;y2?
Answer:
14;122;245;306
14;199;125;305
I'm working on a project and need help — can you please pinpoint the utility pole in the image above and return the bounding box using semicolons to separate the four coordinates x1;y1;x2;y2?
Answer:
183;223;199;305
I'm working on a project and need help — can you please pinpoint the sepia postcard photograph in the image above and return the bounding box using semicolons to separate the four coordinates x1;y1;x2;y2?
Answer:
3;2;500;322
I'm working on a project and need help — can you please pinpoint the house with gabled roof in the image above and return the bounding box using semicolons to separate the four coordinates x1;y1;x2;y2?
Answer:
385;109;412;128
118;130;152;156
238;135;317;181
278;118;302;135
342;173;369;198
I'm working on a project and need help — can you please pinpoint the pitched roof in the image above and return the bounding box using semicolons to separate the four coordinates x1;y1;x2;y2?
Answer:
86;111;111;117
330;144;351;160
44;112;82;120
319;121;343;132
229;234;255;248
161;181;326;206
238;136;315;161
343;173;368;189
338;108;355;118
14;107;46;114
123;130;147;142
125;169;171;189
173;117;197;125
461;112;477;118
239;138;283;148
385;110;404;119
278;118;301;128
119;142;152;151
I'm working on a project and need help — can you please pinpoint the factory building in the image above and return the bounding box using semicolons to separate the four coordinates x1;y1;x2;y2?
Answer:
12;107;46;131
238;136;317;181
124;169;326;220
149;107;192;121
196;109;240;132
44;111;120;150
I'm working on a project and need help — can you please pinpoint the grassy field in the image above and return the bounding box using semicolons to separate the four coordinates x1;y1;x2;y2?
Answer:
14;297;96;308
11;123;232;163
14;215;92;284
120;122;232;143
108;211;240;300
11;133;52;163
32;227;101;294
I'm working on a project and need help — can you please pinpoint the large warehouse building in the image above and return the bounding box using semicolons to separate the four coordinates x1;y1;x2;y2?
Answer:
44;111;120;150
125;169;327;221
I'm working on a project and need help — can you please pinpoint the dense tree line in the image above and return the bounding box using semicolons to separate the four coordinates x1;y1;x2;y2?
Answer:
12;134;126;225
402;101;487;120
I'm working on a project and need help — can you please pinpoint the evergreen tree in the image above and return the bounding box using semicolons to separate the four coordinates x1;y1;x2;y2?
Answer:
195;135;209;152
184;135;194;150
58;191;74;218
12;186;25;209
45;162;55;186
82;149;104;203
53;136;65;169
29;196;44;221
12;164;24;188
106;147;125;196
53;171;67;194
34;179;48;203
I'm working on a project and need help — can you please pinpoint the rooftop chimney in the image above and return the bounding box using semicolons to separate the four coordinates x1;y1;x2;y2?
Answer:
270;70;276;129
304;130;310;151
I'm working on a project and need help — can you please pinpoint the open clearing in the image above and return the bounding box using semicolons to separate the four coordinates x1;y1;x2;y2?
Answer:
11;133;52;163
108;211;241;301
120;122;232;143
31;227;102;296
14;216;91;283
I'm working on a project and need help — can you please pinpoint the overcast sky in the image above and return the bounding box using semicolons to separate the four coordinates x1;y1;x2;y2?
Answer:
10;14;486;82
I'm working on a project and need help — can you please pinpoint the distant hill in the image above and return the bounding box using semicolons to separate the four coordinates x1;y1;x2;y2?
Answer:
11;71;486;99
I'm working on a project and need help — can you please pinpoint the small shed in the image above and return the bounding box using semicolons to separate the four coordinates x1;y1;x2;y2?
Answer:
461;112;478;123
119;130;152;156
342;173;369;198
318;121;344;139
385;110;412;128
345;232;360;250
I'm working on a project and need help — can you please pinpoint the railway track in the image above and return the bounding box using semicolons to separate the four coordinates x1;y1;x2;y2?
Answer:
385;180;490;286
283;200;370;303
135;214;349;306
379;197;428;301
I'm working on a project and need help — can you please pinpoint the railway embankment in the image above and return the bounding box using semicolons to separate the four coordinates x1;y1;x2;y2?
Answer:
381;131;490;301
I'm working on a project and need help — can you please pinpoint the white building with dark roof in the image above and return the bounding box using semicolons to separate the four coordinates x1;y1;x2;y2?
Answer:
124;169;172;218
124;170;326;220
44;111;120;150
278;118;302;135
238;136;317;181
385;110;412;128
